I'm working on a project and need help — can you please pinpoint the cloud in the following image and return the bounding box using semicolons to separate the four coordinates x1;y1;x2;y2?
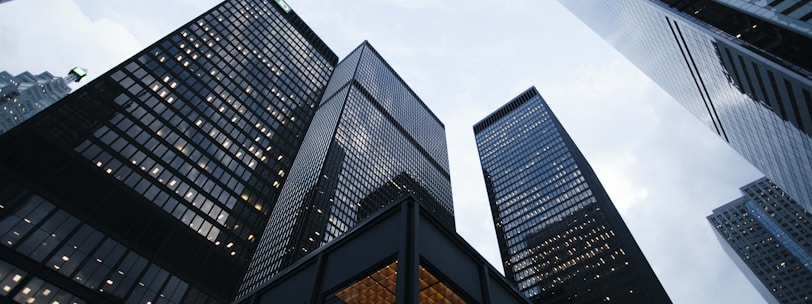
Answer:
72;0;219;46
0;0;142;85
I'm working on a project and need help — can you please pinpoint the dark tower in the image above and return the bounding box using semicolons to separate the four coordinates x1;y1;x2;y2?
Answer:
238;41;453;297
474;87;671;303
0;0;336;302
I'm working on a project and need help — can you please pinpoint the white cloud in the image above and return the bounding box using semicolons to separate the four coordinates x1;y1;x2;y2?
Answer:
0;0;141;85
72;0;219;46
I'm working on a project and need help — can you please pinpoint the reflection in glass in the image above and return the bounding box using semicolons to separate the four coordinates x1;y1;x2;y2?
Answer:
326;261;468;304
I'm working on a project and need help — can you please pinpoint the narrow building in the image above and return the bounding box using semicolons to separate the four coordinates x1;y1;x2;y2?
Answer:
708;177;812;303
474;87;671;303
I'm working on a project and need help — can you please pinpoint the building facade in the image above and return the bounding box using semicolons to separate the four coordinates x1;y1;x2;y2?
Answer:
0;0;337;302
238;41;453;297
559;0;812;211
236;196;529;304
474;87;671;303
708;177;812;304
0;68;86;135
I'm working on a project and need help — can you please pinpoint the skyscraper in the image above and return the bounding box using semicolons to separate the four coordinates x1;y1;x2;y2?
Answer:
0;0;337;302
0;67;86;135
474;87;671;303
708;177;812;304
238;41;453;297
559;0;812;211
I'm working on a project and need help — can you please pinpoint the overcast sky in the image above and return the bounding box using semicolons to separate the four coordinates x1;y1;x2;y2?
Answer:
0;0;768;303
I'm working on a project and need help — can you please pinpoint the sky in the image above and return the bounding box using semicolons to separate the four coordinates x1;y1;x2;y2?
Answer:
0;0;768;303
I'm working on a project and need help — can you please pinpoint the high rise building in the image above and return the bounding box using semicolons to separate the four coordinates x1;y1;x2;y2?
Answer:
0;0;337;302
238;41;453;297
559;0;812;211
0;68;86;135
474;87;671;303
708;177;812;304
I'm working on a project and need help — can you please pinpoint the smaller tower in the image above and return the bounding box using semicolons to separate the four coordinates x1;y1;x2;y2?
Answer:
708;177;812;304
0;67;87;135
474;87;671;303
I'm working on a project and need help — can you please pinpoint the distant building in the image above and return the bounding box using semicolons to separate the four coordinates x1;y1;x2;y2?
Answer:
0;67;86;135
474;87;671;303
0;0;336;302
235;195;529;304
560;0;812;211
708;177;812;304
238;41;453;298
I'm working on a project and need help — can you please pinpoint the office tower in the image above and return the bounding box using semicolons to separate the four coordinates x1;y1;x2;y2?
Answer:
239;41;454;297
0;0;337;302
708;177;812;304
474;87;671;303
236;196;529;304
713;0;812;36
559;0;812;211
0;68;86;135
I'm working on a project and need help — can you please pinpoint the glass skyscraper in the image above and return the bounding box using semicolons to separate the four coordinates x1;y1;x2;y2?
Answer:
559;0;812;211
708;177;812;304
0;0;336;302
238;41;453;297
0;68;86;135
474;87;671;303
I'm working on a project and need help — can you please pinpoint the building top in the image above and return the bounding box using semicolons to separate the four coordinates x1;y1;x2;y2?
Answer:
271;2;337;64
354;41;446;128
68;67;87;80
473;86;537;133
708;177;812;303
710;177;772;213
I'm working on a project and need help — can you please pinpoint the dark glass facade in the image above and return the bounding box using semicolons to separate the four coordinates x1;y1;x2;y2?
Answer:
239;41;453;297
236;197;528;304
559;0;812;211
0;0;337;302
474;87;671;303
713;0;812;38
708;177;812;304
